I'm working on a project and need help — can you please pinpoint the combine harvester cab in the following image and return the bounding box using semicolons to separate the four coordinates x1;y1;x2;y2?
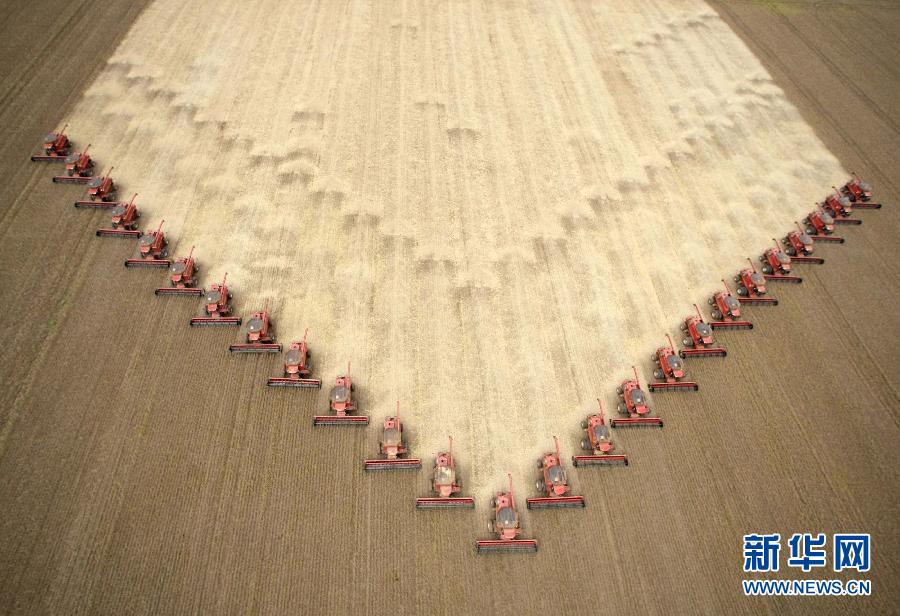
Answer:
31;125;71;161
52;144;94;183
708;280;753;330
364;401;421;471
476;474;538;554
574;400;628;466
96;194;141;238
267;330;322;388
190;273;241;326
611;366;663;428
840;174;881;209
680;305;727;358
804;207;844;244
783;222;824;264
760;239;802;284
735;258;778;306
314;363;369;426
74;167;117;207
229;300;282;353
416;436;474;509
156;246;203;296
649;335;698;392
125;220;171;268
526;436;585;509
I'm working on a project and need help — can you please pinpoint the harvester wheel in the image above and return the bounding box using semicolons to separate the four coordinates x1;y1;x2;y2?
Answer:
711;310;722;321
733;275;740;283
617;402;626;414
536;480;544;493
616;387;623;395
762;265;772;274
580;439;591;451
682;338;692;347
737;287;746;296
653;370;663;379
707;298;714;305
580;419;588;429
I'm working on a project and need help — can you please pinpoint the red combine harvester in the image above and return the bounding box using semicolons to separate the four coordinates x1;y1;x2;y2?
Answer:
649;334;698;392
74;167;116;207
708;280;753;330
314;363;369;426
364;401;422;471
760;239;802;284
31;125;71;161
96;194;140;238
190;273;241;326
823;190;862;226
229;300;282;353
783;223;825;264
680;304;727;358
804;207;844;243
267;330;322;388
52;145;94;183
156;246;203;296
476;474;538;554
526;436;585;509
840;174;881;209
734;259;778;306
573;400;628;466
416;436;475;509
125;220;170;268
611;366;663;428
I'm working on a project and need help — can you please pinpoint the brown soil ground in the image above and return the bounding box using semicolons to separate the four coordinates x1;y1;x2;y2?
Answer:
0;1;897;615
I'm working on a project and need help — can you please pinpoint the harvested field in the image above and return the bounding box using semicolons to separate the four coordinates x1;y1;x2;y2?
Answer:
0;0;897;615
49;0;850;495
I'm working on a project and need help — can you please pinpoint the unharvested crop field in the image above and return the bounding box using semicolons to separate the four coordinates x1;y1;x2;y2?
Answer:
0;1;897;614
